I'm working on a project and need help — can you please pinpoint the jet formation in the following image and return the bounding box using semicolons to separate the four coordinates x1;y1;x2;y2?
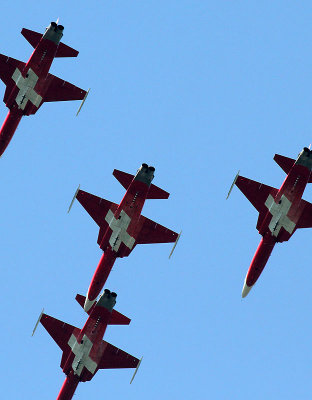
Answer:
32;163;178;398
229;147;312;297
2;18;312;400
0;22;182;399
0;22;87;156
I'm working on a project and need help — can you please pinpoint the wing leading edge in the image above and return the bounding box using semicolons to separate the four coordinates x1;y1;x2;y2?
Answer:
0;54;26;104
235;175;279;231
40;313;79;352
76;189;118;227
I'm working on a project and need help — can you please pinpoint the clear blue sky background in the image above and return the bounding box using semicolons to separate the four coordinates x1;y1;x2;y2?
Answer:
1;1;312;399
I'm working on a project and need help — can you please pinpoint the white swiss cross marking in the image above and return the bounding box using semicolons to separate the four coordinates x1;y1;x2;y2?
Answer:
265;194;296;237
68;334;97;377
105;209;135;252
12;68;43;110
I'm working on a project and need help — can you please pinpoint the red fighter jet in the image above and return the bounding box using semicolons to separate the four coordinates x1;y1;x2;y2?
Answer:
0;21;88;156
228;147;312;297
33;289;141;400
69;163;180;311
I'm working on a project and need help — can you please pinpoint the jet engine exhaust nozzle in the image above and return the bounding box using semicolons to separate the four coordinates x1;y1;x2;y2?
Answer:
135;163;155;185
98;289;117;311
43;22;64;44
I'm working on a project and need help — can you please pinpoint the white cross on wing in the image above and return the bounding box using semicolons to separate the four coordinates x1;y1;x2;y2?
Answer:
12;68;42;110
68;334;97;376
105;209;135;252
265;194;296;237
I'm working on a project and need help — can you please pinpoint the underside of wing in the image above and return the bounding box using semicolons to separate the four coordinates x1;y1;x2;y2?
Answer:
98;341;139;369
136;215;178;244
296;199;312;228
43;73;86;102
236;175;279;231
40;313;79;352
235;175;278;213
76;189;118;227
0;54;26;103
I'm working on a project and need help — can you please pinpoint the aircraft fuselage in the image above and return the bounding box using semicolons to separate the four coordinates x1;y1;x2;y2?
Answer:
0;23;63;156
258;154;312;242
241;148;312;297
57;292;115;400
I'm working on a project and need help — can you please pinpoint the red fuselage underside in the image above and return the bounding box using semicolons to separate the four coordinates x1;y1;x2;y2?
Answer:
0;38;58;156
57;306;111;400
246;163;311;287
88;179;150;302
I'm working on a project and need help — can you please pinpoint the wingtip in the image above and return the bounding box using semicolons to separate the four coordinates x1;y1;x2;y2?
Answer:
32;308;44;336
67;184;80;213
169;230;182;259
226;170;240;200
130;356;143;384
76;88;90;116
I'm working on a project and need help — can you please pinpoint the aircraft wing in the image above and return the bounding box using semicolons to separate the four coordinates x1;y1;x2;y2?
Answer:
136;215;178;244
40;313;79;352
235;175;278;214
43;73;86;102
0;54;26;103
98;341;139;369
296;199;312;229
76;189;118;227
235;175;279;231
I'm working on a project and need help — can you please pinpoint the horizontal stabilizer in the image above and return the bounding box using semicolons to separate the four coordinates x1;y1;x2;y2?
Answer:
21;28;42;48
274;153;312;183
113;169;169;198
75;294;131;325
274;154;295;175
55;42;79;57
75;293;90;311
113;169;134;190
21;28;78;57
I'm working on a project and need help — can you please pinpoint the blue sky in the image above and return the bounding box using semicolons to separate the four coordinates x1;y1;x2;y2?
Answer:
1;1;312;399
